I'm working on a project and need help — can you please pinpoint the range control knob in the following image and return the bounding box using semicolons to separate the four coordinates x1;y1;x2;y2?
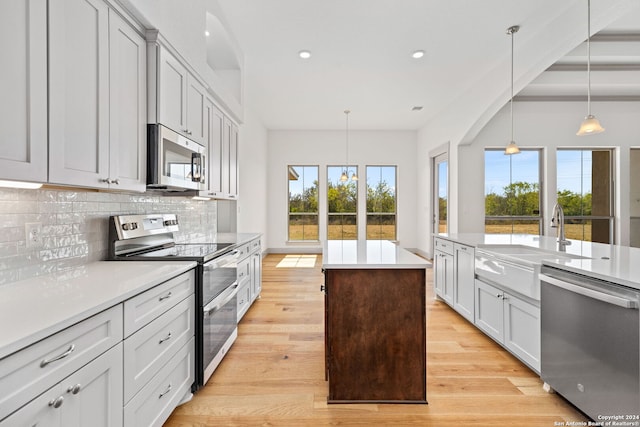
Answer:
132;222;138;230
122;223;130;231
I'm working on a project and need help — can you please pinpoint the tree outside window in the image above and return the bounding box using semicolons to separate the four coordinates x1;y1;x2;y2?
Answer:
288;165;319;241
327;166;357;240
366;166;396;240
484;149;542;234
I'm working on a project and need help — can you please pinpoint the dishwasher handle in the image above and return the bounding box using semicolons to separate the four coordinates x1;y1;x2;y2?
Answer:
540;274;639;309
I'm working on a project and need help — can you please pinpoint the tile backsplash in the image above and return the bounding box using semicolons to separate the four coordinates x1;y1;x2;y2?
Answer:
0;188;217;285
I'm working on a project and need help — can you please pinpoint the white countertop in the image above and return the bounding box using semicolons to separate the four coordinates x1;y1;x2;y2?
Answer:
188;232;262;245
0;261;196;359
437;233;640;291
322;240;429;269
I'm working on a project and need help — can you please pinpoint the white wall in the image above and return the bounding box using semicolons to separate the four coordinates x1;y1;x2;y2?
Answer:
458;100;640;246
237;108;268;244
267;130;418;252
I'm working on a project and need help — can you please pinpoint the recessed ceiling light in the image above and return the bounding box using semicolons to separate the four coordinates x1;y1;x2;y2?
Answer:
412;50;425;59
205;30;210;37
411;106;423;111
298;50;312;59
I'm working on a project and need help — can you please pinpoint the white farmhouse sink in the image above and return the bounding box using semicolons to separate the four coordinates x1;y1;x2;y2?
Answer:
474;245;588;300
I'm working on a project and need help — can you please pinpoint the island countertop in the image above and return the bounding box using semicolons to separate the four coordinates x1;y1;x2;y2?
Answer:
322;240;429;269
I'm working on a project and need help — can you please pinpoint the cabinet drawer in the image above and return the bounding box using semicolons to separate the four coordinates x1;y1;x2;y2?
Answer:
237;278;251;322
124;294;195;403
434;238;454;255
237;257;250;282
0;305;123;421
124;338;195;427
236;242;251;260
124;270;195;337
249;238;261;254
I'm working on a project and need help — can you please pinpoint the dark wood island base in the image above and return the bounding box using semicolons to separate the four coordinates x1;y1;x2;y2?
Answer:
323;267;427;404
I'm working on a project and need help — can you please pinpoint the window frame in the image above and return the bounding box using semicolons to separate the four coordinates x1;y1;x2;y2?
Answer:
287;165;320;242
365;165;398;241
484;148;544;235
556;148;615;244
326;165;359;240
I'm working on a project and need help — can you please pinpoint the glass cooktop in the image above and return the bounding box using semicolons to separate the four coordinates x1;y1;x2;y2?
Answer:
127;242;234;261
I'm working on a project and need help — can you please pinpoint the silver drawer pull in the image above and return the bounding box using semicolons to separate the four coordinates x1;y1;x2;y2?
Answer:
48;396;64;408
158;291;172;302
159;331;172;344
67;384;81;395
159;383;172;398
41;344;75;367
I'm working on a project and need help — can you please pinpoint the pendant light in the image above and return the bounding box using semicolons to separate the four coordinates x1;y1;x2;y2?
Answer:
576;0;605;136
340;110;358;182
504;25;521;155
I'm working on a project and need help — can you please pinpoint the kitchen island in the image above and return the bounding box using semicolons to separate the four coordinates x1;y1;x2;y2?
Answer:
322;240;429;404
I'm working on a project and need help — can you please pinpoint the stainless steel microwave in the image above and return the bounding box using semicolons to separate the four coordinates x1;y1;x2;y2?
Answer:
147;124;206;192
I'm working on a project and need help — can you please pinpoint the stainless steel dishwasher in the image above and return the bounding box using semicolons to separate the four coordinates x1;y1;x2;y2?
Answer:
540;265;640;420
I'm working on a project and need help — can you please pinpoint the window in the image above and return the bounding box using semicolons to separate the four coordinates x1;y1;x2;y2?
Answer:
366;166;397;240
327;166;358;240
556;149;613;244
484;149;542;234
288;165;319;241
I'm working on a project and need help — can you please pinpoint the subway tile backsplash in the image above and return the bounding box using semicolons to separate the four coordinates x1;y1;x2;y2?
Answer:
0;188;217;286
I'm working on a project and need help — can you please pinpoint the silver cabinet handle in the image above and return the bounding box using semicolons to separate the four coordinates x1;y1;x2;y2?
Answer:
41;344;75;367
158;291;172;301
159;383;172;398
159;331;172;344
67;384;81;395
112;178;120;185
48;396;64;408
100;178;110;183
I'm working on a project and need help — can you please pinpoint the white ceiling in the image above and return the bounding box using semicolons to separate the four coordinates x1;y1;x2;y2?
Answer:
215;0;640;131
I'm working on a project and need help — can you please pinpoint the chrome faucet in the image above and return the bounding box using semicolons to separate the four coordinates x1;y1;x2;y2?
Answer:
550;202;571;251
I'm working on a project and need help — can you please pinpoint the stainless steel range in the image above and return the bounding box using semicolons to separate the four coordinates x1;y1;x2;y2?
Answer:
109;213;240;390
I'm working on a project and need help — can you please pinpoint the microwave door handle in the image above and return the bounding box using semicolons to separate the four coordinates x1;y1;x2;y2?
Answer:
191;153;202;182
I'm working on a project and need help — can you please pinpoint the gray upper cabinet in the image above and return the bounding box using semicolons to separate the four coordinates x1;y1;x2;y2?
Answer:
48;0;111;188
108;9;146;192
0;0;48;184
49;0;146;191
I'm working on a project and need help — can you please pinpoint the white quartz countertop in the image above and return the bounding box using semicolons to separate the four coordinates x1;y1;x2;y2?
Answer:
0;261;196;359
437;233;640;291
322;240;429;269
188;232;262;245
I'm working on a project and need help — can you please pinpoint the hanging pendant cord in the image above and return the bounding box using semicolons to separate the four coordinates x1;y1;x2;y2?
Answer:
510;28;514;143
586;0;592;116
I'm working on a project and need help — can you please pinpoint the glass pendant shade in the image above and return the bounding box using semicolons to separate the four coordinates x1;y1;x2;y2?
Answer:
351;172;358;181
576;115;605;136
340;171;348;182
504;141;521;155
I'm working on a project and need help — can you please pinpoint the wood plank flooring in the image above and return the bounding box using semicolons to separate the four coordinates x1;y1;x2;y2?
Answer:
164;253;588;426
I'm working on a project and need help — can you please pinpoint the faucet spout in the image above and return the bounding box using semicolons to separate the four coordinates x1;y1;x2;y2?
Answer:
550;202;571;251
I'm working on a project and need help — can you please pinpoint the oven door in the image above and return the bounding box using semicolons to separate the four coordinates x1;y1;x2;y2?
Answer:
202;283;238;385
202;249;240;304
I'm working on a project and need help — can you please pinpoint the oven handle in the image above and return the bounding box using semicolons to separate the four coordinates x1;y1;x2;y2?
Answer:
203;282;239;315
203;250;239;270
540;274;639;309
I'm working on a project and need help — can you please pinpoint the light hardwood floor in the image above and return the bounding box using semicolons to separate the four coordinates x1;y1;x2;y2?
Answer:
164;253;587;426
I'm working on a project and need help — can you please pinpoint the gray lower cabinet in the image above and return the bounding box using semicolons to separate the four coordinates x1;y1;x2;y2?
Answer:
1;343;123;427
453;243;475;321
475;279;540;372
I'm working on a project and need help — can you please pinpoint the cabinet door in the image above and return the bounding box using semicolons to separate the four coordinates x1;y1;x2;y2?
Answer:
109;9;146;192
186;75;207;145
206;105;224;197
158;47;188;135
503;295;540;372
2;343;123;427
228;123;239;198
453;244;475;321
48;0;110;188
474;279;504;343
222;116;232;197
434;250;445;297
251;252;262;301
0;0;47;183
